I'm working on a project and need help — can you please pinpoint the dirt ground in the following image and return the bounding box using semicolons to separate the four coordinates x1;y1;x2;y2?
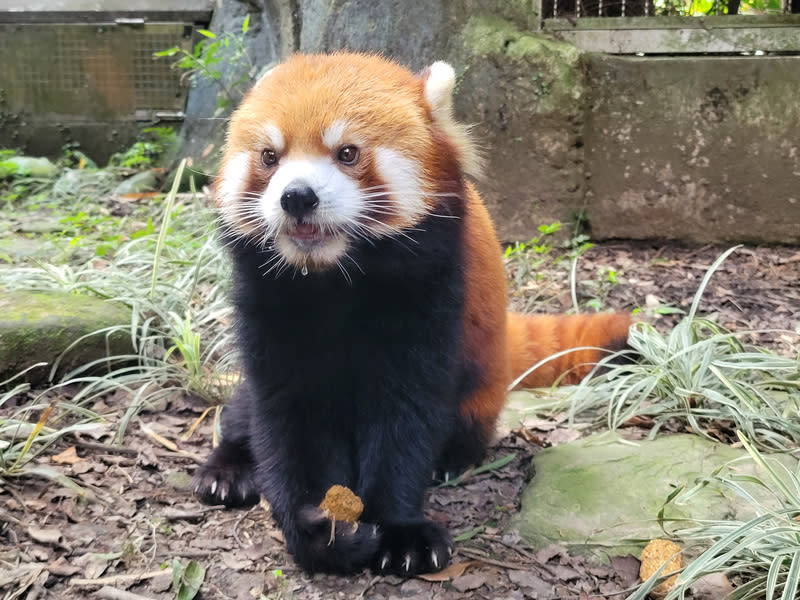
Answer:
1;241;798;600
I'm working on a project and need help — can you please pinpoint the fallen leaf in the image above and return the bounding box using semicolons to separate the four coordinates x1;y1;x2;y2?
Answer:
221;554;252;570
451;573;486;592
418;561;475;582
689;573;733;600
27;525;62;545
51;446;83;465
545;428;581;446
71;461;94;475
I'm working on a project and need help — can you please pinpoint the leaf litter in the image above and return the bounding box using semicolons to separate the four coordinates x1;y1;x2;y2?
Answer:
1;241;798;599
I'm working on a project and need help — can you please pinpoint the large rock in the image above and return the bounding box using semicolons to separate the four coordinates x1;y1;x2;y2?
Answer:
0;290;132;384
511;431;797;562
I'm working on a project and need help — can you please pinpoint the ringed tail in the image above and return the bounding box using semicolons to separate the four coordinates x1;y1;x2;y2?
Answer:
506;312;633;388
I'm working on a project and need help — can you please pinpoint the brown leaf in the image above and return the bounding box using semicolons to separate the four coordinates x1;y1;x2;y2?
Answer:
418;561;475;582
451;572;486;592
27;525;62;545
51;446;83;465
545;428;582;446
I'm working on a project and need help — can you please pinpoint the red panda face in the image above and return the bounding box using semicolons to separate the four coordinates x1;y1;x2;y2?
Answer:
215;53;477;273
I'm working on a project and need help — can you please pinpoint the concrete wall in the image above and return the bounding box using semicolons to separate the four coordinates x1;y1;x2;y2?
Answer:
8;0;788;244
585;55;800;244
177;1;800;244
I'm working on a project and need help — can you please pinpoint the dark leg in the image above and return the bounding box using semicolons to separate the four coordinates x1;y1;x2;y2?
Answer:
250;412;381;575
192;382;260;507
434;413;491;483
356;412;454;576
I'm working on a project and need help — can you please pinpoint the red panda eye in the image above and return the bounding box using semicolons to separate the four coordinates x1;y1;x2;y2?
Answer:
261;149;278;167
337;145;359;165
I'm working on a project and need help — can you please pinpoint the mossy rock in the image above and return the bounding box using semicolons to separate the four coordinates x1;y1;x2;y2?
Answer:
510;431;798;562
0;156;59;180
0;289;132;384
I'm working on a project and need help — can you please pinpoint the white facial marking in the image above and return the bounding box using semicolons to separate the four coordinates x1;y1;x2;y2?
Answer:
373;147;426;225
261;157;363;267
262;123;285;153
262;157;362;226
322;119;348;150
217;152;256;232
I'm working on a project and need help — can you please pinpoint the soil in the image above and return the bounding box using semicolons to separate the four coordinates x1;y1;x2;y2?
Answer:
1;242;798;600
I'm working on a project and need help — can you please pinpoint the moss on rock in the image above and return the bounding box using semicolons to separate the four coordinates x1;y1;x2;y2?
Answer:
460;15;585;113
0;289;132;383
510;431;798;562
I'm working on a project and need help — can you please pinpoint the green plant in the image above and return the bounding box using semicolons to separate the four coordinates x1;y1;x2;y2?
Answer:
630;432;800;600
505;222;599;313
567;247;800;451
2;162;238;444
109;127;175;169
155;17;254;111
171;559;206;600
654;0;784;15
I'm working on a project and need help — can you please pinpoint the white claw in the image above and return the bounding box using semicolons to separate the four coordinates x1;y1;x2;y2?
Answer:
431;551;439;569
380;554;390;570
219;485;227;501
447;546;453;557
444;471;450;483
372;525;379;538
210;480;217;495
403;554;411;572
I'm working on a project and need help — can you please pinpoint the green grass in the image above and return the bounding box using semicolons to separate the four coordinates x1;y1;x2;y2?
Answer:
630;433;800;600
0;367;99;494
1;158;237;473
558;247;800;599
567;247;800;452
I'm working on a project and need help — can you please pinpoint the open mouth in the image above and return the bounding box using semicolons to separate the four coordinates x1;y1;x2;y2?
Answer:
286;222;332;248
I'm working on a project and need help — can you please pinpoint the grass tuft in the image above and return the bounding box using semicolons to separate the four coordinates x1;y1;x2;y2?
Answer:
629;432;800;600
567;247;800;452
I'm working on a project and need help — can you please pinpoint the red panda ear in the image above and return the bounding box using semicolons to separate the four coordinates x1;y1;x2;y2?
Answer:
419;61;481;179
422;61;456;117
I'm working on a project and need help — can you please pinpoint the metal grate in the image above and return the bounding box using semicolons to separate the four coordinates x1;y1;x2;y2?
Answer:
543;0;797;18
0;23;189;120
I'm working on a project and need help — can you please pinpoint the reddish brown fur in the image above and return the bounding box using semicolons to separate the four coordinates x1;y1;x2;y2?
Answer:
222;51;633;448
460;188;632;432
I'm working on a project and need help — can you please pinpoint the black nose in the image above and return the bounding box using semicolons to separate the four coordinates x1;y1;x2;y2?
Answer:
280;185;319;219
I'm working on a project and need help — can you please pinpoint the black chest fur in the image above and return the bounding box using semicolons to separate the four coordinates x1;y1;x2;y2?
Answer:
223;211;467;496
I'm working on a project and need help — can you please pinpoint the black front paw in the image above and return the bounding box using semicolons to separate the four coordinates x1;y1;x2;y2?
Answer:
290;506;381;574
192;442;259;507
373;520;453;576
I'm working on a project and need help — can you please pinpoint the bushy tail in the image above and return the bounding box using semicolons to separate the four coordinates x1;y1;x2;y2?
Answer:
506;312;633;388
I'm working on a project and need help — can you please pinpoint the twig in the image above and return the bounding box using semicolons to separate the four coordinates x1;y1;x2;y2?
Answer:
357;575;381;598
456;547;530;571
94;586;157;600
73;437;139;456
69;570;168;587
232;505;257;548
484;534;539;562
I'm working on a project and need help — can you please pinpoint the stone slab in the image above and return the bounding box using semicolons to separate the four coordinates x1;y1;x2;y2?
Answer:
511;431;798;562
0;289;132;384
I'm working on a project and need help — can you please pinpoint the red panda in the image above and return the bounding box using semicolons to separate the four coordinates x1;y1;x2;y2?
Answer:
192;53;632;576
